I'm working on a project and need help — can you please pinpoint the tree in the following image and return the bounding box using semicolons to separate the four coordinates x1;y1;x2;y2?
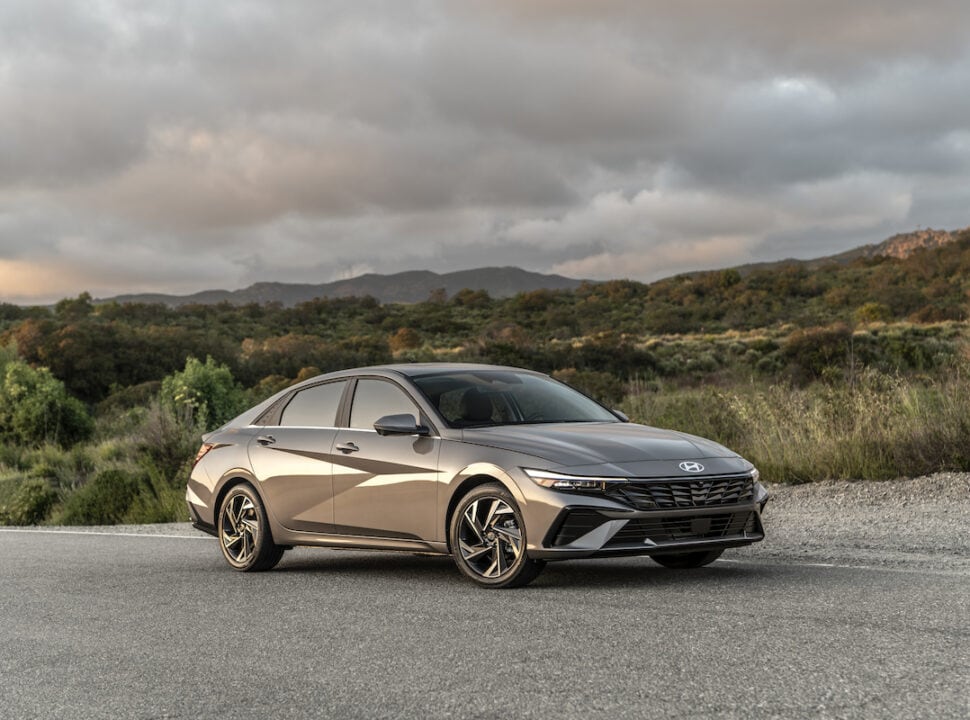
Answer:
54;292;94;321
160;356;246;430
0;360;93;446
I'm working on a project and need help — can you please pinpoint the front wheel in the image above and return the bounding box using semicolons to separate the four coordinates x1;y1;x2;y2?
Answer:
218;484;284;572
651;549;723;569
449;483;544;588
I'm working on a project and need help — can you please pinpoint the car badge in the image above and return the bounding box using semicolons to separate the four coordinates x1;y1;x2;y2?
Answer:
679;461;704;473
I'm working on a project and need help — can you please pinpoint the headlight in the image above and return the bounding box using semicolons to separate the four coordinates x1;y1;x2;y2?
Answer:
751;467;768;509
523;468;628;491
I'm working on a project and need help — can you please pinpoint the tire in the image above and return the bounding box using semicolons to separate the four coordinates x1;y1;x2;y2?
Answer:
449;483;545;589
218;484;285;572
651;548;724;569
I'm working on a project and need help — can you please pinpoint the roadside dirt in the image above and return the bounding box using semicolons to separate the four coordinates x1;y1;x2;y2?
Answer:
736;472;970;572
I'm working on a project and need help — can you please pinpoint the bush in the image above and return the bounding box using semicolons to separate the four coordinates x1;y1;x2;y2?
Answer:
782;324;853;382
57;469;141;525
0;361;93;446
122;465;188;524
22;443;96;489
161;356;246;431
135;400;203;484
0;478;57;525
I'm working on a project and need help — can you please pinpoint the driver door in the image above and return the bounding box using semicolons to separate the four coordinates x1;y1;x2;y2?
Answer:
331;378;440;541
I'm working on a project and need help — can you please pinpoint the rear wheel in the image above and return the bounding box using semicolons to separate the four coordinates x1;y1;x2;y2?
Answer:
450;483;544;588
651;549;723;569
218;484;284;572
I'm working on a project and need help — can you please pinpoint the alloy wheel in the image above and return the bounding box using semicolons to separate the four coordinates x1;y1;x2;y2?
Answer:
457;497;523;579
221;492;260;566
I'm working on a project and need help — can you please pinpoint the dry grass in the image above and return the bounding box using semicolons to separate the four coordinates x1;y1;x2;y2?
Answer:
623;368;970;482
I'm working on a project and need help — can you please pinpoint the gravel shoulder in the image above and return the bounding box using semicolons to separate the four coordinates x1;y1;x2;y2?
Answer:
735;472;970;573
6;472;968;573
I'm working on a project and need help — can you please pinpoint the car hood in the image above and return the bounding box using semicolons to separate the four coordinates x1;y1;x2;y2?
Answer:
460;422;737;467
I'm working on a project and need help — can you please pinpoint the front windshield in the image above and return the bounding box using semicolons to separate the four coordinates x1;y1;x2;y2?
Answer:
411;370;619;428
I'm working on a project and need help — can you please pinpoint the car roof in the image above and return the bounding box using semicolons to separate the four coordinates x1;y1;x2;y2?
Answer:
375;362;541;378
287;362;540;381
217;363;547;433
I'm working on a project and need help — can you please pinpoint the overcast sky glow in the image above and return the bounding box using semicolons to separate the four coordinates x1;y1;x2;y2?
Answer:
2;0;969;303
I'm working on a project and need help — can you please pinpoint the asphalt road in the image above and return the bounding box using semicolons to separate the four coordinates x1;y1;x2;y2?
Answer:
1;528;967;720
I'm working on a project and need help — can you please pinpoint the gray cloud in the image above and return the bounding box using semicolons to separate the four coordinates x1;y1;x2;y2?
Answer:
1;0;968;302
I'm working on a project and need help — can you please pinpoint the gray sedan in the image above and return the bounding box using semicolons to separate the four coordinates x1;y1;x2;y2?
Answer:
187;363;767;588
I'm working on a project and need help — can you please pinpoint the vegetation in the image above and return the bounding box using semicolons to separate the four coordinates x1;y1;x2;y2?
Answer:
624;369;970;483
0;231;968;524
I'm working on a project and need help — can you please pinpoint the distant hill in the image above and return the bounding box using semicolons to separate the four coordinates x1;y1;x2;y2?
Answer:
101;226;967;308
732;226;968;276
839;227;963;261
103;266;584;307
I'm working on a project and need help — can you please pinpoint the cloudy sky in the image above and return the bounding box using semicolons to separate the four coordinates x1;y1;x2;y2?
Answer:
2;1;969;303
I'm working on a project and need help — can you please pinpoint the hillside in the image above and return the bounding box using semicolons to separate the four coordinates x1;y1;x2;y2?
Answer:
99;226;969;308
1;225;967;406
830;227;964;262
733;226;967;276
104;266;584;307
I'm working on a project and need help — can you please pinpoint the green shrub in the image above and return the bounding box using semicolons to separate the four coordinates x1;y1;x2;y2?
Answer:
782;324;853;382
57;469;141;525
122;465;187;524
22;444;96;489
161;356;246;431
134;400;202;485
0;478;57;525
0;361;93;446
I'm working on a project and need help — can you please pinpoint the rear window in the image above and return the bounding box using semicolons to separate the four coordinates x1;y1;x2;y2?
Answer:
279;381;347;427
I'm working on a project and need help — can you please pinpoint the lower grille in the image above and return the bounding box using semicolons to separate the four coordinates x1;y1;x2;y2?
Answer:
551;509;607;546
605;511;755;547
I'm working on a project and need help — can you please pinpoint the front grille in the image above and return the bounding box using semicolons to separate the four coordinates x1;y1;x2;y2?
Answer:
605;474;754;510
605;511;755;547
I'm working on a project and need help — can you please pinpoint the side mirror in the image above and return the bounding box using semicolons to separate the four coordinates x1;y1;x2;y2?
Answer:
374;413;430;437
612;409;630;422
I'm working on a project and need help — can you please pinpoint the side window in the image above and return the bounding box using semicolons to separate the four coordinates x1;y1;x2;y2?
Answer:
280;381;347;427
350;379;419;430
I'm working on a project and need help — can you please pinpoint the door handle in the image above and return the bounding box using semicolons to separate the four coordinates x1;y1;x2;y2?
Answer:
336;442;359;454
256;435;276;446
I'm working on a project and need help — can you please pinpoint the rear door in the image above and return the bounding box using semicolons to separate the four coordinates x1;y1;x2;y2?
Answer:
331;378;440;541
247;379;348;533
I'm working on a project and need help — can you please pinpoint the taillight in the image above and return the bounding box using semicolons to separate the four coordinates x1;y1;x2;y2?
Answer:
192;443;215;468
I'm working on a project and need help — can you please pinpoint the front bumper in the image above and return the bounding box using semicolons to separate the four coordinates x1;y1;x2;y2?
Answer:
526;477;768;560
530;502;764;559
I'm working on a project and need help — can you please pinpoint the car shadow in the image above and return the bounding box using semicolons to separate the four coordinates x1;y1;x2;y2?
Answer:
270;548;776;590
533;558;776;590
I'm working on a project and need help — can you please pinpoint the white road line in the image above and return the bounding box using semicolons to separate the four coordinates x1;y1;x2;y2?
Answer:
0;528;212;540
717;556;969;577
717;557;873;570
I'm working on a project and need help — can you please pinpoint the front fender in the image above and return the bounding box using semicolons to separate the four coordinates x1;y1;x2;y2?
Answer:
440;462;526;543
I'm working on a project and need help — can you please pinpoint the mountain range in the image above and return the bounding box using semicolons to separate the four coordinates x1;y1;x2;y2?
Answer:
104;266;584;307
103;226;967;307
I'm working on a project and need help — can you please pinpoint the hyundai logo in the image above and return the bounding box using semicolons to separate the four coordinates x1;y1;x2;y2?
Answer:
679;461;705;473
